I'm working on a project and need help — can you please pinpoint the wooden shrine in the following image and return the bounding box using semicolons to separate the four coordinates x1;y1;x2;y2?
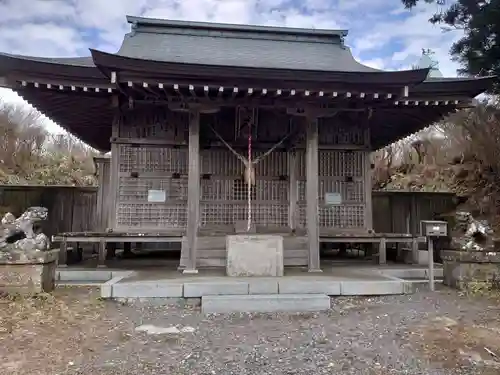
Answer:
0;16;494;271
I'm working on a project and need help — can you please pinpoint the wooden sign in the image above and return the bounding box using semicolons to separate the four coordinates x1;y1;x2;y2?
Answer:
147;190;166;203
325;192;342;205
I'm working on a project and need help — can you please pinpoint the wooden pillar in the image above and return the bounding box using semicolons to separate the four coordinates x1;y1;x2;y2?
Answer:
363;127;373;232
108;112;120;232
97;240;106;267
93;156;111;232
58;240;68;267
183;109;200;274
288;150;297;231
379;238;387;265
306;116;321;272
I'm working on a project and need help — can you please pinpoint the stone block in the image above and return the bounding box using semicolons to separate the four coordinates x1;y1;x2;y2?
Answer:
111;282;183;298
248;279;279;294
278;280;341;295
183;281;249;297
441;249;500;289
100;280;113;298
226;235;284;277
201;294;331;314
340;280;404;295
0;249;59;294
59;269;112;282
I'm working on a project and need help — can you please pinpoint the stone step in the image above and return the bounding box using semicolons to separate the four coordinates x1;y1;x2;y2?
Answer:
201;293;331;314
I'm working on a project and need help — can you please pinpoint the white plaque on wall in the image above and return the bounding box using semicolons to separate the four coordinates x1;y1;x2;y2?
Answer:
147;190;166;203
325;192;342;205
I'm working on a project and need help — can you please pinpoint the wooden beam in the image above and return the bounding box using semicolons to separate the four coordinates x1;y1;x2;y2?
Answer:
379;237;387;264
108;112;120;232
306;115;321;272
288;150;298;230
363;126;373;232
183;109;201;274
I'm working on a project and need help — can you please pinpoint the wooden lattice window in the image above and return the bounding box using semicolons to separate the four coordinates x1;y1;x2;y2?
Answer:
233;179;256;200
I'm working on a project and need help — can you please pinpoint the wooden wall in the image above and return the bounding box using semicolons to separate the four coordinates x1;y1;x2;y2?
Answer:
0;184;455;237
0;185;97;239
113;106;372;234
372;191;456;235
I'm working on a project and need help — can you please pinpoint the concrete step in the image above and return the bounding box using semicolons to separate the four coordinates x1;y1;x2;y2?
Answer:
201;293;331;314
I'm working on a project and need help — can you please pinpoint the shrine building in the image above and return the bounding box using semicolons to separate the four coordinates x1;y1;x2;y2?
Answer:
0;16;494;272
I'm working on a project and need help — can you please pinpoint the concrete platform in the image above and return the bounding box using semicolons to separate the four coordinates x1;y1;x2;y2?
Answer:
99;268;409;298
53;264;443;299
201;294;331;314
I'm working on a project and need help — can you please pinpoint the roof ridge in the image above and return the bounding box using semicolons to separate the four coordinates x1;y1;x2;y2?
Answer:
126;15;348;38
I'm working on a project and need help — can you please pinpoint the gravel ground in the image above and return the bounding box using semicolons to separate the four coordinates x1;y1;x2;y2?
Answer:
2;286;500;375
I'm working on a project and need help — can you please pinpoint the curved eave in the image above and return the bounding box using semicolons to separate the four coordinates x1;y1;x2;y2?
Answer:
0;53;107;83
413;76;496;98
371;106;453;149
90;49;430;87
13;88;113;151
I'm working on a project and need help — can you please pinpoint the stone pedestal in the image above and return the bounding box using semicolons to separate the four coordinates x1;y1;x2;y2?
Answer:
441;249;500;289
403;249;430;265
0;249;60;294
226;235;284;277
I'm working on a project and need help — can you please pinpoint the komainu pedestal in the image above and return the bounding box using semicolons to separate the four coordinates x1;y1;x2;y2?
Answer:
0;207;58;294
0;250;59;294
441;250;500;289
226;235;284;277
441;211;500;289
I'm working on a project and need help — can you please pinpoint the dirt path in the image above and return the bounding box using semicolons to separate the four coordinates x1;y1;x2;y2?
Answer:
1;286;500;374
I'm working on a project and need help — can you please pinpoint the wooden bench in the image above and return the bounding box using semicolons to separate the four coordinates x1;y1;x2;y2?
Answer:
52;232;184;267
320;233;426;265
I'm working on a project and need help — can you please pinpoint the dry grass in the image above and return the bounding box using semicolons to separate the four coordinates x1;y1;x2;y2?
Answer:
373;100;500;230
0;100;97;186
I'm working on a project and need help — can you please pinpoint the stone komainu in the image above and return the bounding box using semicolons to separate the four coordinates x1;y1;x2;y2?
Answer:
0;207;50;255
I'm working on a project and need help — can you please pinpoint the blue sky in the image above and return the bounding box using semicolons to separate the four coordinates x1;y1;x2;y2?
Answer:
0;0;462;134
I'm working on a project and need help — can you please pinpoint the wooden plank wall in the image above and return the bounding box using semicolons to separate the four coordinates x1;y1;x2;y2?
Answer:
0;185;455;238
114;106;372;234
0;185;97;239
371;191;456;235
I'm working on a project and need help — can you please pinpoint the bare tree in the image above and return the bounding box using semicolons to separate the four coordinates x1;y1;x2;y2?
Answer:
0;100;97;185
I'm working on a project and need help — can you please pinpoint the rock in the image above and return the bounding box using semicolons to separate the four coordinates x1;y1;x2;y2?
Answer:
135;325;181;334
432;316;458;327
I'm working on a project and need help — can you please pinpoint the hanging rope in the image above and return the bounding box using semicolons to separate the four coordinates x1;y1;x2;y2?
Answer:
247;118;252;232
205;119;293;233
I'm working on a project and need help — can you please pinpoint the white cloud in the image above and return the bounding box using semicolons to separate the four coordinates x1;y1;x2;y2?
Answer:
0;0;471;138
